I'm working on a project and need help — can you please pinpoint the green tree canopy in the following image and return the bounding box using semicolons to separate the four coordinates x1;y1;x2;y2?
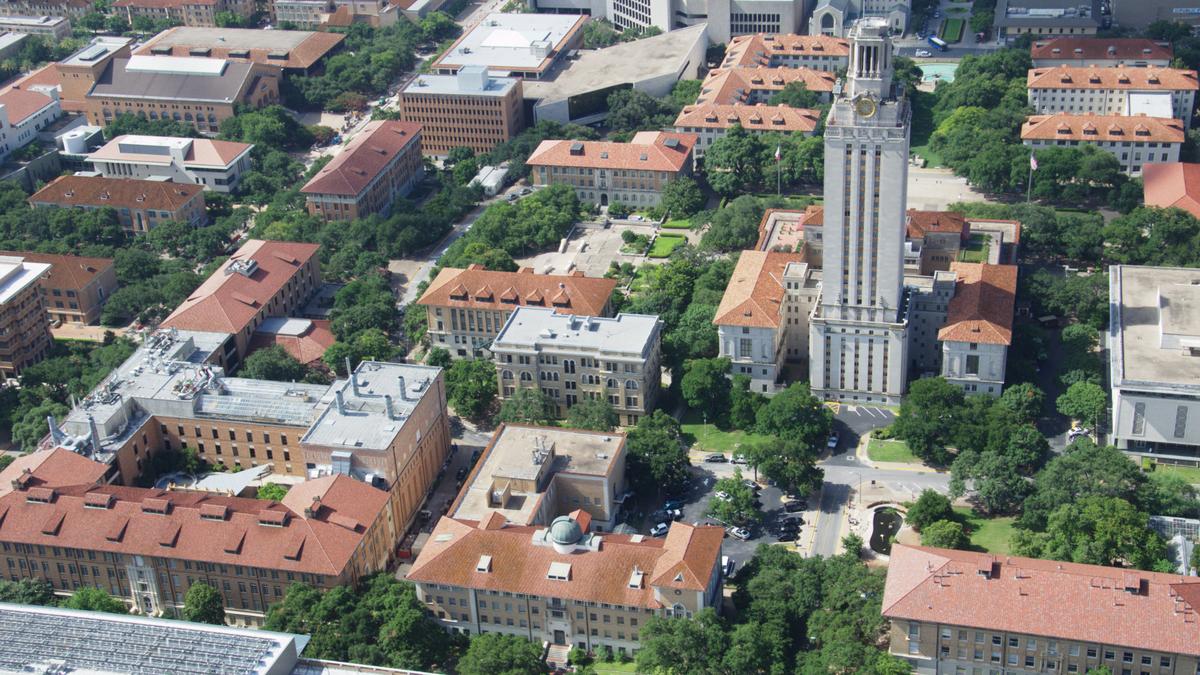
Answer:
905;489;954;532
624;410;689;496
921;519;970;550
661;176;705;217
494;388;556;426
893;377;964;465
446;358;497;421
1013;495;1170;571
182;583;226;624
456;633;545;675
1056;381;1107;427
681;357;732;421
240;345;308;382
754;381;832;448
708;469;761;525
565;397;618;431
256;483;290;502
62;588;127;614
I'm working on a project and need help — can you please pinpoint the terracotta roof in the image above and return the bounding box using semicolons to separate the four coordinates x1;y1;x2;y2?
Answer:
407;516;722;607
0;64;60;98
723;34;849;68
0;88;55;126
1030;37;1172;63
89;136;252;168
0;250;113;293
906;210;968;240
713;250;806;328
135;27;345;71
696;66;836;106
883;544;1200;657
674;102;820;133
249;319;335;365
160;239;319;335
301;121;421;197
755;205;823;252
527;132;696;173
29;175;204;213
1027;65;1198;91
1142;162;1200;219
1021;113;1185;143
0;449;109;499
938;262;1017;345
113;0;218;6
418;265;616;315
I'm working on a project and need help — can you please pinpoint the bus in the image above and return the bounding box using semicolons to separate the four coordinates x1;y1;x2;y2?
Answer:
928;35;948;51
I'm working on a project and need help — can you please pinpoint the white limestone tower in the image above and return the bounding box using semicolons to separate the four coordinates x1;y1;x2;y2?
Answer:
808;17;910;405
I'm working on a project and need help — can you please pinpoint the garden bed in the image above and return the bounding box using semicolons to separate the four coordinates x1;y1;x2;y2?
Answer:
647;234;686;258
940;18;965;42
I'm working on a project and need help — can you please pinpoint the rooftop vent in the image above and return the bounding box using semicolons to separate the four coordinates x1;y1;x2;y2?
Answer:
476;554;492;572
569;141;584;155
547;561;572;581
628;566;644;589
664;137;680;149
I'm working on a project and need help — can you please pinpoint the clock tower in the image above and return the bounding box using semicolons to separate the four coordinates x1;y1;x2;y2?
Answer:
808;17;911;405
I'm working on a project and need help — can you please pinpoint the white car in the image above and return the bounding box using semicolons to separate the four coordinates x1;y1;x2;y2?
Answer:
915;49;932;57
1067;427;1091;442
728;527;752;541
827;432;840;449
731;454;748;464
722;556;736;576
715;491;732;502
650;522;669;537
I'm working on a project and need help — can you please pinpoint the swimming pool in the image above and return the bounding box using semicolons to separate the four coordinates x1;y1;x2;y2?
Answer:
919;61;959;83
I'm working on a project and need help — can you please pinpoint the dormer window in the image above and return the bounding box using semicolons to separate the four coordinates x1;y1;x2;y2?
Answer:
476;555;492;573
547;562;571;580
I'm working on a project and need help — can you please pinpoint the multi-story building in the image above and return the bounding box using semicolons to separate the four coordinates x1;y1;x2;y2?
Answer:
0;447;397;625
0;15;71;39
135;27;346;76
882;544;1200;675
0;87;61;163
111;0;256;27
430;13;585;79
53;37;135;114
904;210;968;276
1142;161;1200;219
84;56;280;134
400;66;524;156
675;103;821;158
713;250;819;393
1109;264;1200;457
300;120;423;222
0;250;117;326
1026;65;1198;125
29;175;208;233
0;34;29;62
86;135;254;193
0;255;51;378
936;262;1017;396
1021;113;1184;176
248;317;336;368
492;307;663;426
1113;0;1200;30
0;1;91;19
527;131;697;208
756;205;825;254
271;0;332;28
808;19;911;405
721;33;851;72
159;239;321;370
695;65;837;106
418;265;617;359
1030;37;1173;68
994;0;1103;43
810;0;911;37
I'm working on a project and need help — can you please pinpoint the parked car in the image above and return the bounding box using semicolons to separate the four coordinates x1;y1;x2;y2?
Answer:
1067;426;1091;442
777;531;797;542
742;479;760;492
650;522;669;537
722;556;737;577
915;49;932;57
715;491;732;502
663;499;684;511
784;499;804;513
705;453;728;463
653;508;683;522
729;526;752;540
731;453;748;464
520;187;532;195
827;432;840;449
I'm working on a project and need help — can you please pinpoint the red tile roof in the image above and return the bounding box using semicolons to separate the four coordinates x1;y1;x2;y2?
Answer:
301;121;422;197
29;175;204;213
713;250;807;329
696;66;836;106
1142;162;1200;219
249;319;335;366
938;263;1017;346
883;544;1200;657
418;265;616;316
0;449;108;499
0;250;113;293
755;205;823;251
723;34;849;68
1021;113;1185;143
113;0;217;6
160;239;319;335
1030;37;1172;63
0;88;56;125
527;132;697;173
1027;65;1199;91
906;210;968;241
674;102;820;134
135;27;345;71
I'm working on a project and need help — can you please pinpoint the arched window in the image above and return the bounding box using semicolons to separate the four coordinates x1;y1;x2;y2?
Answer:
520;372;532;382
625;380;639;390
184;113;193;121
502;370;513;381
606;378;617;388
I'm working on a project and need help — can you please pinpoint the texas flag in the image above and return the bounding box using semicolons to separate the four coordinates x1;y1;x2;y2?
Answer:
1029;152;1038;171
775;145;781;162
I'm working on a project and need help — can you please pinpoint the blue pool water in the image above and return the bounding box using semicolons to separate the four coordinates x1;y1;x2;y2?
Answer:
920;61;959;83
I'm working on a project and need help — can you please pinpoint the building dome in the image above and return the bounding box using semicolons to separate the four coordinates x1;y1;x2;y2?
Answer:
548;515;582;546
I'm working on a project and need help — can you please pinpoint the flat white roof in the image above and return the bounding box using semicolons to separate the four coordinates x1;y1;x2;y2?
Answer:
60;36;133;67
493;307;661;357
0;256;49;305
0;33;28;51
404;70;519;97
435;13;582;73
1111;264;1200;391
300;361;444;451
0;16;68;27
125;54;229;76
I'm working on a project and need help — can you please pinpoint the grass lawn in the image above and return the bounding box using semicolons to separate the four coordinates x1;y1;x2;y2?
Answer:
867;438;920;463
662;219;692;229
648;234;686;258
909;90;943;167
954;507;1016;554
946;6;969;13
940;17;965;42
592;662;638;674
1156;463;1200;484
681;410;770;455
958;233;989;262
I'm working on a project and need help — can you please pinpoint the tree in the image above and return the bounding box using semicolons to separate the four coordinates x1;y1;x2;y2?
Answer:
636;608;729;675
0;579;53;606
661;176;705;217
240;345;308;382
1019;441;1147;531
921;519;970;549
456;633;545;675
256;483;289;502
1013;495;1169;571
494;388;555;426
182;583;226;625
708;469;761;525
681;357;731;421
565;397;618;431
997;382;1044;423
445;359;497;420
893;377;964;465
1142;471;1200;519
426;347;452;368
78;12;106;31
625;410;690;495
605;89;678;133
769;80;821;108
728;374;767;430
744;437;824;495
905;489;953;532
62;588;127;614
1056;381;1107;427
754;382;832;448
704;125;766;196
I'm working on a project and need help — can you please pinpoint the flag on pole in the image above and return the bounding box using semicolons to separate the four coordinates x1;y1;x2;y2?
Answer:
775;145;781;162
1029;152;1038;171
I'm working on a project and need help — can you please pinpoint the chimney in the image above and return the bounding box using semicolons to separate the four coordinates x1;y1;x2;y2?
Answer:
46;416;65;445
384;394;395;420
397;375;407;401
305;496;321;518
87;414;101;452
335;389;345;414
347;356;358;395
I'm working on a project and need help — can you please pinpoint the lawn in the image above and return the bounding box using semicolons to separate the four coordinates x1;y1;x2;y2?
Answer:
867;438;920;464
593;662;638;674
1156;463;1200;484
940;17;965;42
662;219;692;229
681;410;770;455
909;90;943;167
648;234;686;258
958;233;989;262
954;507;1016;554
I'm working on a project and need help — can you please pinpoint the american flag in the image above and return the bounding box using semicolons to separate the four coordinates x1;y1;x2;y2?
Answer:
1029;152;1038;171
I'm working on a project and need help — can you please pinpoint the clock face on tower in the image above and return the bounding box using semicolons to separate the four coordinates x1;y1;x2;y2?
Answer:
854;95;877;119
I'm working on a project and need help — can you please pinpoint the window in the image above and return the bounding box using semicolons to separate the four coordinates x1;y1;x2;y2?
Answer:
966;355;980;375
1175;406;1188;438
1132;402;1146;435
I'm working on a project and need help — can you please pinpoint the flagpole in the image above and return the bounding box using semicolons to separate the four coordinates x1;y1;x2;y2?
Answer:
775;145;781;196
1027;151;1035;202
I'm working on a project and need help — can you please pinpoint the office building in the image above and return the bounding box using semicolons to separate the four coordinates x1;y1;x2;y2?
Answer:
0;250;117;326
111;0;256;27
1026;65;1198;125
904;210;967;276
0;15;71;39
675;103;821;157
135;27;345;75
0;87;61;163
722;33;850;71
52;37;135;114
418;265;617;359
1113;0;1200;30
936;262;1017;396
160;239;321;369
430;13;586;79
400;67;524;156
0;255;51;378
0;34;27;63
994;0;1103;43
695;65;837;106
29;175;208;232
882;544;1200;675
1021;113;1184;176
86;135;254;193
300;120;423;221
527;131;697;207
809;0;911;37
84;56;281;133
1141;161;1200;219
1030;37;1172;68
714;250;819;393
492;307;663;426
1109;264;1200;457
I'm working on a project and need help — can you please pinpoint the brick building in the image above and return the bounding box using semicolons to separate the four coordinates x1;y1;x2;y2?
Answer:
1030;37;1173;68
675;103;820;158
0;250;118;326
0;255;51;378
937;262;1018;396
86;135;253;194
135;26;345;75
300;120;423;222
721;34;850;72
1026;65;1198;125
1021;113;1184;176
111;0;256;27
29;175;208;233
527;132;697;208
400;66;524;156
